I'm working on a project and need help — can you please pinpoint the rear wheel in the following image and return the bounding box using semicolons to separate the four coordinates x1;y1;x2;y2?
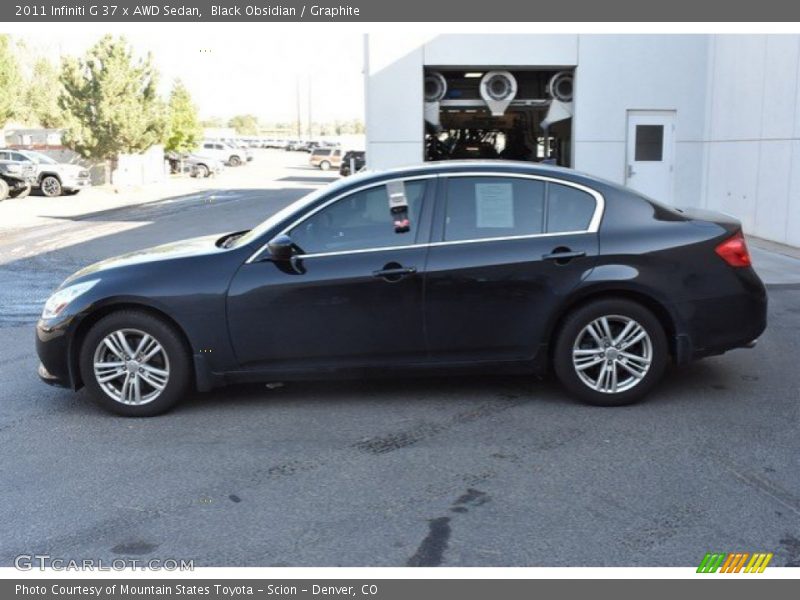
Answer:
40;175;62;197
229;155;241;167
553;298;668;406
0;179;9;201
79;310;192;416
319;160;331;171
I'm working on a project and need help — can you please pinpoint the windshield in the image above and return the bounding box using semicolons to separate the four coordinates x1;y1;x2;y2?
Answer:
232;178;356;249
22;151;58;165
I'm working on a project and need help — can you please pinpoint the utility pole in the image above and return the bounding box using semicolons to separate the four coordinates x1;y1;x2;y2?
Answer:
295;76;301;139
307;74;313;140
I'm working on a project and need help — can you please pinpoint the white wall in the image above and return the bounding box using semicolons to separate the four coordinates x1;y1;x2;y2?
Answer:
703;35;800;246
365;33;800;247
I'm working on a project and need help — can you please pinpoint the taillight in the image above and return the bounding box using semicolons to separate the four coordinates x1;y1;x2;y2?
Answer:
715;230;751;267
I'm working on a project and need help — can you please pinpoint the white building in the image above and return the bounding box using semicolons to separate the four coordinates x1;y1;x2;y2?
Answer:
364;34;800;248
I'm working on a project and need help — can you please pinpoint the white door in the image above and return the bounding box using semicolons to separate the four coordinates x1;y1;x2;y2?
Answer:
625;111;675;203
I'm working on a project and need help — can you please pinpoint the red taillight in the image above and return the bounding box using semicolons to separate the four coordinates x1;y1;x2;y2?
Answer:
715;231;751;267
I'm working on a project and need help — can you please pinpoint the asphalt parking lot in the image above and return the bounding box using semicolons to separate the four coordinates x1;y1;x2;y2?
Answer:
0;150;798;567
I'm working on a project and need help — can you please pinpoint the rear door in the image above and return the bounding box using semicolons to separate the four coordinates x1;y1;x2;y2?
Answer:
423;173;601;362
625;110;676;203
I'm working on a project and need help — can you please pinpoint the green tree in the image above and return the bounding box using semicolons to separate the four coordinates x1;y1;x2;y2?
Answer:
0;35;21;127
228;114;259;136
59;35;166;160
200;116;224;128
23;57;67;128
165;80;201;153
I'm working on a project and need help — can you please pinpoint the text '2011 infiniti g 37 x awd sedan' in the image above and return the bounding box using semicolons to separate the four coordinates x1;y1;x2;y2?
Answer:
36;161;767;416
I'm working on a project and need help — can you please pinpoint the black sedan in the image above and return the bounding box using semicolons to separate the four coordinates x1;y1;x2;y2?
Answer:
36;161;767;416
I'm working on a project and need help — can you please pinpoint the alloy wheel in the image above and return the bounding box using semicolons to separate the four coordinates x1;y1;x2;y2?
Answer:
92;328;170;405
571;314;653;394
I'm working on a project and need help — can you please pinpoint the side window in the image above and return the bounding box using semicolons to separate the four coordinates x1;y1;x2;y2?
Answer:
203;144;212;150
290;180;426;254
444;177;545;242
546;183;596;233
215;144;224;150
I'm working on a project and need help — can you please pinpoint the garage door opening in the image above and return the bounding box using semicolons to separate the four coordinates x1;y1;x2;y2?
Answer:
423;68;574;167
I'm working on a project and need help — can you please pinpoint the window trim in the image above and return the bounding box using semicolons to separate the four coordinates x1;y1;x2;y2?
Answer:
245;172;605;263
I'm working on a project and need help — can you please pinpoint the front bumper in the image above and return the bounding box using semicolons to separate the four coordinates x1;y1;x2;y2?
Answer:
36;317;77;389
61;176;91;190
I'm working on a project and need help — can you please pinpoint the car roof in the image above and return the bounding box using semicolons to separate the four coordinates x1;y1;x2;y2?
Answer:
347;160;606;188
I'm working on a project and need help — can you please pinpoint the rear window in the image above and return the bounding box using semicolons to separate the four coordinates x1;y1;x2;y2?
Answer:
444;177;546;241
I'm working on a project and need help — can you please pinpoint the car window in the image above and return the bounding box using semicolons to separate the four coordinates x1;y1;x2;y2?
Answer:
546;183;596;233
12;152;29;162
314;149;331;157
290;180;426;254
0;152;8;160
444;177;545;242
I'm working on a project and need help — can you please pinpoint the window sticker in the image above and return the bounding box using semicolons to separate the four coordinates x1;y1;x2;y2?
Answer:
475;182;514;228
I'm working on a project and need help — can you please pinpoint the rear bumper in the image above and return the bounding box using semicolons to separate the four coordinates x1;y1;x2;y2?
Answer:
674;273;767;361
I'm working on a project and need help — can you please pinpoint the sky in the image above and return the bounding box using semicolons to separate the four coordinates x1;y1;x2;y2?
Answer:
21;32;365;125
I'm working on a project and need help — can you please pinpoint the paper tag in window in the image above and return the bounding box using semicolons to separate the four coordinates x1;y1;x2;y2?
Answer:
475;183;514;228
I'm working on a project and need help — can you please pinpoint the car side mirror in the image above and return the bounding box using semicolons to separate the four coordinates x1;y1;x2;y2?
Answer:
267;234;295;261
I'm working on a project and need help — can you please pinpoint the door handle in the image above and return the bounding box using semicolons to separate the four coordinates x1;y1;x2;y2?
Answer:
542;249;586;262
627;164;636;178
372;266;417;281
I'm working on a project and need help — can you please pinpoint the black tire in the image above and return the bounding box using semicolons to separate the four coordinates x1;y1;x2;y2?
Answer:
79;310;192;417
9;185;31;199
229;155;242;167
319;160;331;171
197;164;210;178
40;175;62;197
553;298;668;407
0;178;9;201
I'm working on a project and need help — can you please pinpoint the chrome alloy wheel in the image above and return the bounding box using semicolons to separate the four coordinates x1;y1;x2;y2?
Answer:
92;329;170;405
571;315;653;394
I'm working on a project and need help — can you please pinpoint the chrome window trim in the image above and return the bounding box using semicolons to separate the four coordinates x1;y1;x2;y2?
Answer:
245;171;605;263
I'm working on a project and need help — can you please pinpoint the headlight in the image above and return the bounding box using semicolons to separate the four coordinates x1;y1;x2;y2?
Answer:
41;280;99;320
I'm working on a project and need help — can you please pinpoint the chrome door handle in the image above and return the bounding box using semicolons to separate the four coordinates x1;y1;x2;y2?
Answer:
627;164;635;178
372;266;417;280
542;250;586;262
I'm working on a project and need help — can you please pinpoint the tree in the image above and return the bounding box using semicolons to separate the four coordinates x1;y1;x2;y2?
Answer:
23;57;67;128
165;80;201;153
228;114;259;136
59;35;166;160
0;35;21;128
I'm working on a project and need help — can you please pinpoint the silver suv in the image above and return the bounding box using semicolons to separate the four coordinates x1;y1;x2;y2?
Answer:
0;159;37;201
0;149;91;197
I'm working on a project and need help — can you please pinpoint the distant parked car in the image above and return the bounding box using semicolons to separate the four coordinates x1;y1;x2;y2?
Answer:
166;152;224;178
0;149;90;197
0;158;37;201
339;151;366;176
309;147;342;171
200;141;246;167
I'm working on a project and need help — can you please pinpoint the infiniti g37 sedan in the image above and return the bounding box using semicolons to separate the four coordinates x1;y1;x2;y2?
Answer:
36;161;767;416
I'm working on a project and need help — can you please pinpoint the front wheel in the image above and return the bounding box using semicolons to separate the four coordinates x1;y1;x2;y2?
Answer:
229;155;242;167
553;299;668;406
79;310;192;416
40;175;62;197
0;178;10;201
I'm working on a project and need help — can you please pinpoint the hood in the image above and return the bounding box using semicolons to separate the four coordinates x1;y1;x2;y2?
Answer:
66;233;227;283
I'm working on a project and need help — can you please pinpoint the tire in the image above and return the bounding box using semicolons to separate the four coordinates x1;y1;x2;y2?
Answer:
40;175;62;197
197;164;210;178
229;155;241;167
9;185;31;199
553;298;668;407
0;178;8;201
319;160;331;171
79;310;192;417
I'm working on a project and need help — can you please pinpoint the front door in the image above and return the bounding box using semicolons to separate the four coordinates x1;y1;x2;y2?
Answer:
625;110;676;204
226;178;433;370
424;174;600;362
